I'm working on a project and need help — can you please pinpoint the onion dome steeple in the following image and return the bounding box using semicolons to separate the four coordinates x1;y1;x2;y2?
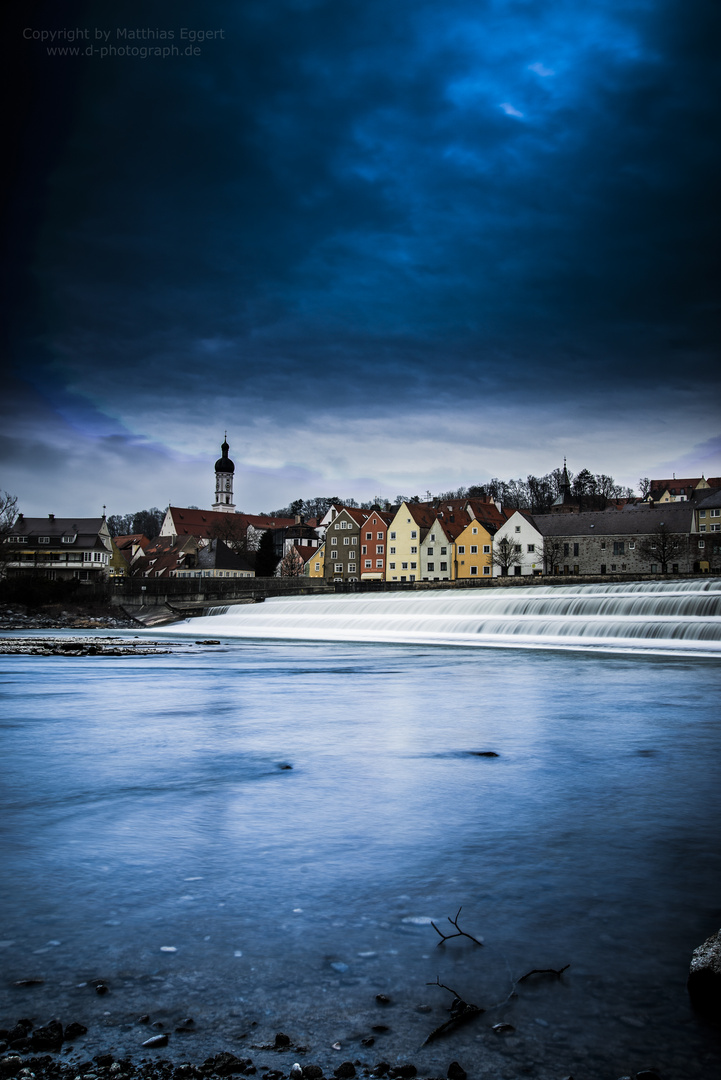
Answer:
212;432;236;512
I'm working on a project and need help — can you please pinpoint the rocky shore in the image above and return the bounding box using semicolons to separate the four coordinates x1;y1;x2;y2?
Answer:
0;1016;665;1080
0;606;136;632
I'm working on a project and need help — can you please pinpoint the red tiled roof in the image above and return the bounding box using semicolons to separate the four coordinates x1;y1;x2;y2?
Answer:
166;507;295;538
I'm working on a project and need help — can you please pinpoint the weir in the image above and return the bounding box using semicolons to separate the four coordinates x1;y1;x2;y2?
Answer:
163;578;721;656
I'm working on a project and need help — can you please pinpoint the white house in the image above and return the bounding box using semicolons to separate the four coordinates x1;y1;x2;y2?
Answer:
491;510;544;577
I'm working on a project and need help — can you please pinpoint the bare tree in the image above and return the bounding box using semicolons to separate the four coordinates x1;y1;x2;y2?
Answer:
0;490;19;577
637;524;685;573
279;546;305;577
491;535;524;576
543;536;564;575
208;514;254;555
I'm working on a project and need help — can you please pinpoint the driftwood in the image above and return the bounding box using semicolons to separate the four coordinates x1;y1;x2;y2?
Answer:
423;978;485;1044
431;907;484;947
518;964;570;982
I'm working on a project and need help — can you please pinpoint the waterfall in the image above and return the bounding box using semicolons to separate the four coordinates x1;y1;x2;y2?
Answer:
167;580;721;656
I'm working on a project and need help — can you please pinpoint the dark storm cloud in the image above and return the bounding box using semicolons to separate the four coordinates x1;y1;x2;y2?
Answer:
2;0;719;501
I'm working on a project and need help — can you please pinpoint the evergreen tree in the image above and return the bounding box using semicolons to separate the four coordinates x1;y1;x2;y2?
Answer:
255;530;279;577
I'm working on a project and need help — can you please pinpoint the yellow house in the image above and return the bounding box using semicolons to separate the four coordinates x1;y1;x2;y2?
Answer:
305;542;325;578
453;518;494;579
386;502;437;582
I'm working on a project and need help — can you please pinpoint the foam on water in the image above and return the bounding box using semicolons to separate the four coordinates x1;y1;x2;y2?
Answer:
163;579;721;657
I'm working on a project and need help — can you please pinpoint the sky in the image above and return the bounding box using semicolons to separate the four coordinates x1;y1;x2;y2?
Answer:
2;0;720;516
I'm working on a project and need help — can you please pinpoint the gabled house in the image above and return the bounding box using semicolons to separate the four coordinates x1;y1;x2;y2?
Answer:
5;514;113;582
453;516;497;579
305;543;325;578
386;502;437;582
420;517;464;581
323;507;366;582
359;509;393;580
491;511;544;577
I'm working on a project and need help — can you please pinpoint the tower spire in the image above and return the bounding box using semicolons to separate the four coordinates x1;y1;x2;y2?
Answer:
212;434;236;513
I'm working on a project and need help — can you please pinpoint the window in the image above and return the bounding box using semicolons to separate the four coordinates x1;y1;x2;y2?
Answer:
334;563;343;573
601;541;606;549
427;547;434;555
348;564;356;572
365;559;372;568
629;542;635;550
483;545;490;554
62;535;76;544
700;525;707;532
335;523;340;530
366;532;372;540
440;561;447;571
377;532;383;540
39;536;50;544
84;552;92;562
411;530;417;538
427;562;435;571
389;562;396;570
314;563;320;572
573;543;579;556
458;545;465;554
613;541;624;556
10;536;27;543
515;526;521;533
361;545;367;555
410;562;417;569
470;566;478;575
472;527;478;534
651;563;657;573
611;563;617;571
514;545;521;554
430;533;436;542
527;544;535;553
340;521;347;529
712;524;721;532
712;509;721;517
343;537;350;545
390;531;396;540
410;545;417;553
390;546;396;554
331;536;337;546
402;561;408;569
699;509;706;517
564;543;569;556
470;545;478;554
376;559;383;568
698;540;705;550
440;546;447;555
376;544;384;554
483;565;490;575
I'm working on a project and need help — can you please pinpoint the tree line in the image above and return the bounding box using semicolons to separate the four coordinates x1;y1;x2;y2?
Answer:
270;468;637;519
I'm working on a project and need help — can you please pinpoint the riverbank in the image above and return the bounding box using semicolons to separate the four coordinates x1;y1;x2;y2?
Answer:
0;604;137;632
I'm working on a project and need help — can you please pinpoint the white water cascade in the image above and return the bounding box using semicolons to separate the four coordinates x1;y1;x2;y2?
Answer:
168;579;721;657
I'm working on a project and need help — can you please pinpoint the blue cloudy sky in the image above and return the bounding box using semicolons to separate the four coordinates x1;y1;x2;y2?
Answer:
2;0;719;515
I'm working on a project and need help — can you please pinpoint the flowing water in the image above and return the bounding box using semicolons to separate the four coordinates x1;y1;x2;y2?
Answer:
1;580;720;1079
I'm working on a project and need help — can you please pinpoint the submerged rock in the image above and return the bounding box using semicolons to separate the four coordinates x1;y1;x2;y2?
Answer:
688;927;721;1015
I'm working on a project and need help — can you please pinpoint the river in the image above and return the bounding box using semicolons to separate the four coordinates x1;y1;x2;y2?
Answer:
1;581;720;1078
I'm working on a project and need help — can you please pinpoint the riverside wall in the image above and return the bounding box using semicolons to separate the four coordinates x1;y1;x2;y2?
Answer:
101;570;719;608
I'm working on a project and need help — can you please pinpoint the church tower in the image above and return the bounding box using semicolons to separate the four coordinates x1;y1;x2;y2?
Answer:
212;433;236;512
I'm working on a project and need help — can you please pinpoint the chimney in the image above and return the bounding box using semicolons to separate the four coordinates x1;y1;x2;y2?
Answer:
48;513;55;520
294;514;302;525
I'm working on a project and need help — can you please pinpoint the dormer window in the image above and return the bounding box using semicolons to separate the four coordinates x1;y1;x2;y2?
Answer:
39;536;50;544
62;534;77;543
